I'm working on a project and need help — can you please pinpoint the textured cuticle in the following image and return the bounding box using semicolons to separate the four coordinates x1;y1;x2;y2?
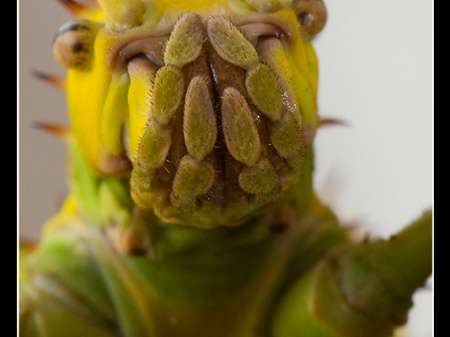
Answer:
164;13;205;68
151;65;185;126
238;157;279;194
246;63;284;122
221;87;261;167
207;16;259;70
172;155;215;201
136;119;172;171
270;110;304;167
183;76;217;161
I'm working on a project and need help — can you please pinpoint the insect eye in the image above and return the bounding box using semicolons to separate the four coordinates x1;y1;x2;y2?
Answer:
52;19;94;69
293;0;327;38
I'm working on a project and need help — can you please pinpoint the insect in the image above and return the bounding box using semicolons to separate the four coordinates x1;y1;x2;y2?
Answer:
19;0;432;336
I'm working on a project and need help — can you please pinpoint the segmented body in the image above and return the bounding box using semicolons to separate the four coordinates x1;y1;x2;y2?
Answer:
19;1;432;336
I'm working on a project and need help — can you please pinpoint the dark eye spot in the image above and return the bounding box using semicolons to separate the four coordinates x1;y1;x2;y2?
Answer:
293;0;328;37
298;12;315;27
52;19;94;69
72;41;85;53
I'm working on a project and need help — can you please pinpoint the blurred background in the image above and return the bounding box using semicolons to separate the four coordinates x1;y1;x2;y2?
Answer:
18;0;433;336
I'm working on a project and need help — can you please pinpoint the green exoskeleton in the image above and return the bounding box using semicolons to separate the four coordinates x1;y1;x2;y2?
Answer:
19;0;432;336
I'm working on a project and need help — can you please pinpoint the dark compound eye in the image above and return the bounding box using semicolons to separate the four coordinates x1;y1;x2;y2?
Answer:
52;19;94;69
293;0;327;37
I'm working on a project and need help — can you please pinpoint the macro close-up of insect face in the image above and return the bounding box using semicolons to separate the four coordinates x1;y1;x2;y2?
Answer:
19;0;432;336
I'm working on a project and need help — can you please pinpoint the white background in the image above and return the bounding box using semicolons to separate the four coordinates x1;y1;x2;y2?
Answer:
18;0;433;336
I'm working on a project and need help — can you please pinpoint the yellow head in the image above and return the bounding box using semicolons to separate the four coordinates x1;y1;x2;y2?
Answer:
52;0;327;227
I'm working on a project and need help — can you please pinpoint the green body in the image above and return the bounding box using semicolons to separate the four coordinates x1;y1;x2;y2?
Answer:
20;138;431;337
20;1;432;336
